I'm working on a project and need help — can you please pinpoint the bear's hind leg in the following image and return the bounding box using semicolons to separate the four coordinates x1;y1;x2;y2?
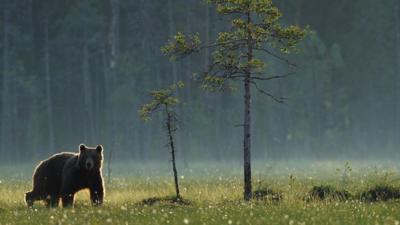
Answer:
50;196;60;208
61;193;75;208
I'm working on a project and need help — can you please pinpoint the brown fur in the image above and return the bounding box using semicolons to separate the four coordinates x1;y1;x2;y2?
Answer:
25;144;104;208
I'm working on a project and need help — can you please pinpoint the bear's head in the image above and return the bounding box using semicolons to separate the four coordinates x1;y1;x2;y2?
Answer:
78;144;103;171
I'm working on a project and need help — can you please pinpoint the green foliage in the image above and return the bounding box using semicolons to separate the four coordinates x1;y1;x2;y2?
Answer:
139;81;185;121
163;0;306;93
161;32;202;60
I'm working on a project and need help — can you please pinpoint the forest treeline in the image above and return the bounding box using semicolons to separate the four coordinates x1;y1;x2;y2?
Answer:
0;0;399;163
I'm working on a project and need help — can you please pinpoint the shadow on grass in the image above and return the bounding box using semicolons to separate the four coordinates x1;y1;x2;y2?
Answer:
359;185;400;202
139;196;192;206
305;185;352;201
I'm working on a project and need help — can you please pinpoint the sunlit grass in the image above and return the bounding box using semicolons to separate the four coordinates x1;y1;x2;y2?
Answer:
0;161;400;224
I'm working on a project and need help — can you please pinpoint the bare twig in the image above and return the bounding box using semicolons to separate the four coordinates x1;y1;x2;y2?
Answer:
250;81;285;103
250;72;296;81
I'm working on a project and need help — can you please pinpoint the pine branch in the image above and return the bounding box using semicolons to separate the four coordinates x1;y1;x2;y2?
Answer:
253;47;297;67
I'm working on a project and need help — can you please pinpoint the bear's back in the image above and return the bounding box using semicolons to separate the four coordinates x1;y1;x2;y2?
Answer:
34;152;77;182
38;152;77;170
31;152;78;195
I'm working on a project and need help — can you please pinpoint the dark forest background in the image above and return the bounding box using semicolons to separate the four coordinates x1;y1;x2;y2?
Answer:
0;0;399;164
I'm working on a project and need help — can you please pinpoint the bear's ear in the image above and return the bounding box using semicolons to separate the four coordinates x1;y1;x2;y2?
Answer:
79;144;87;152
96;145;103;153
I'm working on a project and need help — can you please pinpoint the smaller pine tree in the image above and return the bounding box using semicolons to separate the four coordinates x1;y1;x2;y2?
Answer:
139;81;184;199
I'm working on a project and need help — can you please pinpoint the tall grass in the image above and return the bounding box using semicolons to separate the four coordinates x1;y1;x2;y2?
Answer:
0;160;399;224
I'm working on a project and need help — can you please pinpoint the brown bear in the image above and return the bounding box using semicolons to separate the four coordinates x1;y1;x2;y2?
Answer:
25;144;105;208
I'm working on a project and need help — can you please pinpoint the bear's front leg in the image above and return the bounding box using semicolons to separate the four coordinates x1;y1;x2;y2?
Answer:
89;173;104;206
90;189;103;206
60;172;77;208
45;195;60;208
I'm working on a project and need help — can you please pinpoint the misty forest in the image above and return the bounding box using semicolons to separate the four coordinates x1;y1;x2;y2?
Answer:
1;0;400;224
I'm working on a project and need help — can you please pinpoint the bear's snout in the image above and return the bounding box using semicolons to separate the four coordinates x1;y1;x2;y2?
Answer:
85;158;94;170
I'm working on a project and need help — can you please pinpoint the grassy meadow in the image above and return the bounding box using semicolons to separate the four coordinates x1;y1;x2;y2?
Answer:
1;161;400;225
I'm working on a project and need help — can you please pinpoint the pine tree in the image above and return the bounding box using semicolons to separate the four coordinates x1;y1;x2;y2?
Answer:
162;0;306;200
139;82;185;200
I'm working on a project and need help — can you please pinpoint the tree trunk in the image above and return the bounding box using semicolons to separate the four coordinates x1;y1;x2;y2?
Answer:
168;0;178;83
168;0;185;166
243;11;253;201
204;3;223;161
212;8;225;162
395;0;400;145
295;0;303;25
101;44;112;184
166;107;180;199
10;62;18;162
101;44;109;141
109;0;119;76
180;0;193;169
311;60;322;157
27;0;37;159
82;38;95;143
243;74;252;201
107;0;120;183
204;3;210;70
102;45;109;106
1;0;11;161
44;16;55;154
81;8;95;143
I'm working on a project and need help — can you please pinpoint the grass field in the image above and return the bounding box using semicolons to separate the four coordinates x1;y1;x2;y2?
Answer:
1;161;400;225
